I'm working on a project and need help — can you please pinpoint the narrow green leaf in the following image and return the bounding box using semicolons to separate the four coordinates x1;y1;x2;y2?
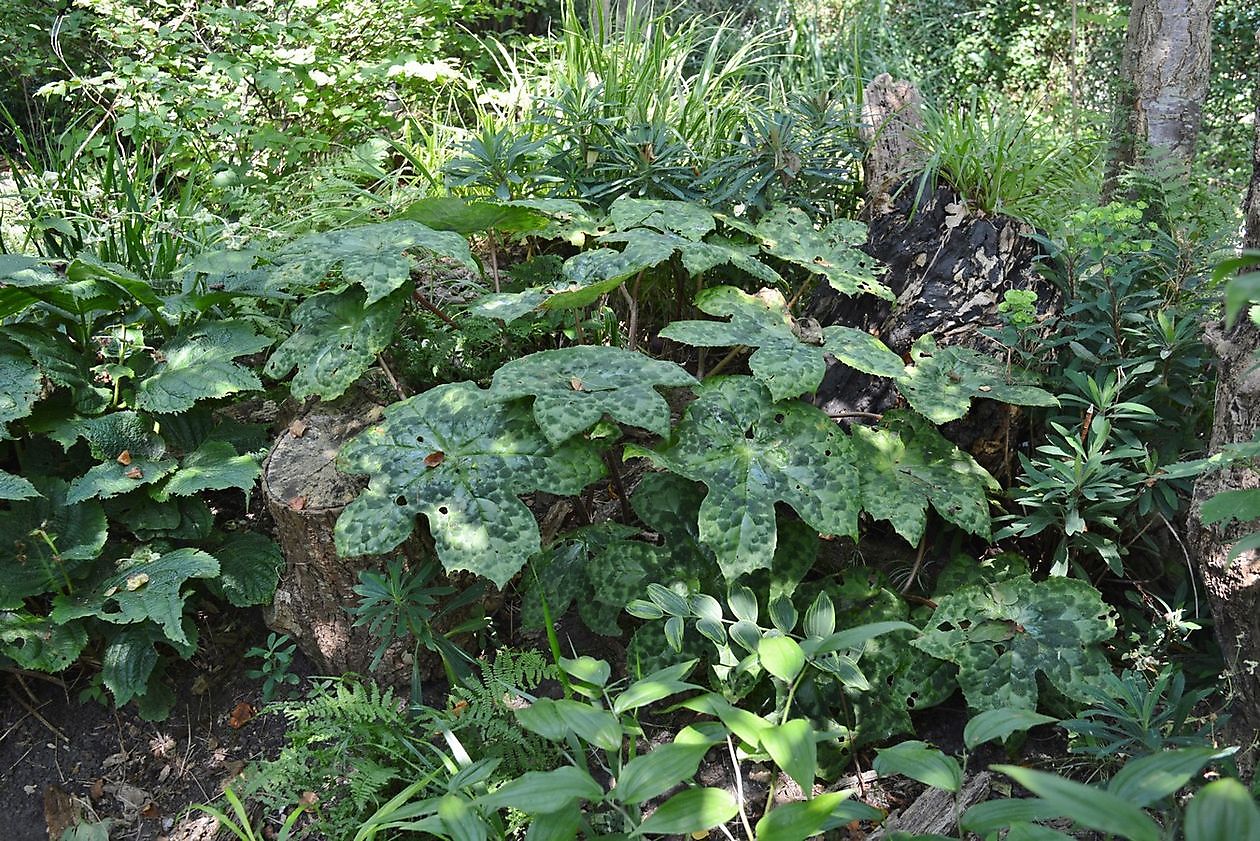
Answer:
874;741;962;793
994;764;1160;841
634;788;738;836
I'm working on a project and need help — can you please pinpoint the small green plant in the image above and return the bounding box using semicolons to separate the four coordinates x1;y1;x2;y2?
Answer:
191;787;309;841
245;633;301;702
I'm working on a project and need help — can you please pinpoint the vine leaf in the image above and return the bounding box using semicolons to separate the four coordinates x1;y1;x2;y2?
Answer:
51;548;220;647
0;341;41;438
490;346;697;444
334;382;604;587
154;441;261;502
626;376;859;580
913;574;1116;711
272;220;476;304
851;411;999;543
897;335;1058;424
661;286;822;402
751;208;890;300
264;286;405;401
135;320;272;414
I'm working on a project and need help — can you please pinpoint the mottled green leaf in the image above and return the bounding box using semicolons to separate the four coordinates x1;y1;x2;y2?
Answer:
627;377;858;580
821;325;907;379
609;196;715;241
898;335;1057;424
335;382;603;587
491;346;696;443
752;208;889;300
547;230;676;310
209;532;284;607
467;288;549;324
0;341;41;438
135;320;271;413
400;197;549;235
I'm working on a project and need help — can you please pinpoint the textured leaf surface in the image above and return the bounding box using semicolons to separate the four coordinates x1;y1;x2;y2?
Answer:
2;323;109;413
898;335;1057;423
265;286;403;402
467;288;549;323
913;575;1115;711
752;208;890;300
0;479;108;609
136;321;271;413
156;441;261;501
274;220;476;304
0;611;88;672
0;342;41;438
820;325;907;379
627;376;859;580
677;237;782;286
64;412;177;504
209;532;284;607
400;197;549;235
102;624;160;705
335;382;603;587
609;196;715;241
0;469;39;500
51;548;219;646
491;346;696;443
851;411;999;543
547;230;676;309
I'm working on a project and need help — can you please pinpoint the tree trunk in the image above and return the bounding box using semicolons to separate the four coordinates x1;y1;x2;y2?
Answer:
859;74;925;218
1188;27;1260;752
1107;0;1215;183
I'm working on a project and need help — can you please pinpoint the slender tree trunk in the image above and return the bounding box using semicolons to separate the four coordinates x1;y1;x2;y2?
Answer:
1188;27;1260;753
1106;0;1215;187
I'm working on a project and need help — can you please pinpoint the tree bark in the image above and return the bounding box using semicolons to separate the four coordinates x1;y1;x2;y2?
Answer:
1107;0;1215;184
1188;27;1260;752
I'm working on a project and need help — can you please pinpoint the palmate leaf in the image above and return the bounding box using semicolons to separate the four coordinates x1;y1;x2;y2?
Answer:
334;382;604;588
0;340;41;438
751;208;891;300
0;478;108;609
272;219;477;304
627;376;859;580
264;286;404;401
913;574;1116;711
135;320;272;414
609;196;716;241
896;335;1058;423
547;229;677;309
154;441;261;501
490;346;697;444
400;197;550;235
51;548;219;647
851;411;1000;544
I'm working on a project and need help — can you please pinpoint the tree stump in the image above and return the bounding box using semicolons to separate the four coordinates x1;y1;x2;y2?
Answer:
261;395;411;684
860;73;926;216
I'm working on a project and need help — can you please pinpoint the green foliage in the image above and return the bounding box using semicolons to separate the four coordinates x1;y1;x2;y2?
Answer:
135;321;272;414
246;633;302;703
747;206;888;298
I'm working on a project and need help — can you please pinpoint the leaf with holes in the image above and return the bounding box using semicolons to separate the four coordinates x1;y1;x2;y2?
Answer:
897;335;1057;423
265;286;404;402
491;346;696;444
272;219;476;304
851;411;999;544
135;321;271;414
51;548;219;647
752;208;890;300
155;441;261;501
0;479;108;608
334;382;604;587
609;196;715;241
546;230;677;310
626;376;859;580
913;574;1115;711
0;611;88;672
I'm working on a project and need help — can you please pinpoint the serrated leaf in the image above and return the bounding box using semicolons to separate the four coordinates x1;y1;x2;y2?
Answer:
210;532;284;607
752;208;890;300
609;196;715;241
898;335;1057;423
491;346;696;444
155;441;261;501
102;624;161;705
0;611;88;672
136;321;271;413
2;323;109;413
334;382;603;587
265;286;404;402
627;377;858;580
273;219;476;304
0;478;108;609
660;286;824;402
851;411;999;543
913;575;1115;711
0;469;39;500
51;548;219;646
0;341;41;438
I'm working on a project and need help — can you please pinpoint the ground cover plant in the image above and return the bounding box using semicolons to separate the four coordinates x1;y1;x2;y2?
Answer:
1;0;1260;839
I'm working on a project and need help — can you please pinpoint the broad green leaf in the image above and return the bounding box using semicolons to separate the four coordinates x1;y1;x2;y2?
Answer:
873;741;962;792
264;286;404;402
660;286;824;401
136;320;271;413
0;479;108;609
514;698;622;751
559;656;611;688
0;469;39;500
475;766;603;815
1202;488;1260;526
610;197;715;241
963;708;1058;750
521;523;650;634
994;765;1160;841
629;473;719;585
400;197;549;235
761;718;816;791
613;660;701;714
680;692;771;748
64;412;177;504
758;635;806;683
755;791;853;841
436;794;487;841
273;219;476;304
1184;778;1260;841
1107;747;1234;808
897;335;1057;424
804;620;920;656
335;382;603;587
678;238;783;287
752;208;889;300
547;230;676;310
615;740;715;804
1;322;109;413
821;326;907;379
154;441;261;501
0;611;88;672
491;346;696;444
51;548;219;646
633;787;738;836
961;798;1063;835
0;341;41;438
851;411;999;543
102;624;160;706
627;377;859;580
210;532;284;607
65;257;167;325
914;575;1115;711
467;289;549;323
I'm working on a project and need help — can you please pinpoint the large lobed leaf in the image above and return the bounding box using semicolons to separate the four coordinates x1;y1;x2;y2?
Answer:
627;376;859;580
490;345;696;444
135;320;272;414
751;208;890;300
897;335;1058;423
334;382;604;587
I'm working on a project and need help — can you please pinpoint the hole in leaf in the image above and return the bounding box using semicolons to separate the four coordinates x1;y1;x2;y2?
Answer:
744;427;755;440
395;496;406;506
438;506;449;515
774;413;785;424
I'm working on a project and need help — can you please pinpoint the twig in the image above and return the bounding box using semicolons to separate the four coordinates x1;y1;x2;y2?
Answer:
706;345;747;379
486;231;501;292
413;288;458;329
6;685;67;743
603;452;633;523
900;536;929;594
377;356;409;401
828;411;883;422
1159;512;1200;620
727;735;756;841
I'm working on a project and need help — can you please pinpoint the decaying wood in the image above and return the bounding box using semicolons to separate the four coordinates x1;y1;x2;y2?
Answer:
875;772;991;839
860;74;925;216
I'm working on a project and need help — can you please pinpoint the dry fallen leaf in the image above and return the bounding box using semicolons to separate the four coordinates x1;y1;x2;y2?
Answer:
569;376;585;392
288;496;306;511
126;573;149;591
125;466;144;480
423;451;445;468
116;450;132;466
89;779;105;802
228;701;255;729
288;419;308;438
299;791;319;806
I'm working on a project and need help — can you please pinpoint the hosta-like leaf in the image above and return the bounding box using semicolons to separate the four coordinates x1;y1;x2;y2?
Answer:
897;335;1057;423
0;469;39;500
51;548;220;647
491;346;697;444
155;441;261;501
0;341;41;438
913;575;1115;711
547;230;676;310
273;219;476;304
752;208;890;300
851;411;999;543
335;382;604;587
265;286;404;402
609;196;715;241
135;320;271;413
0;611;88;672
627;376;859;580
207;532;284;607
0;478;108;609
